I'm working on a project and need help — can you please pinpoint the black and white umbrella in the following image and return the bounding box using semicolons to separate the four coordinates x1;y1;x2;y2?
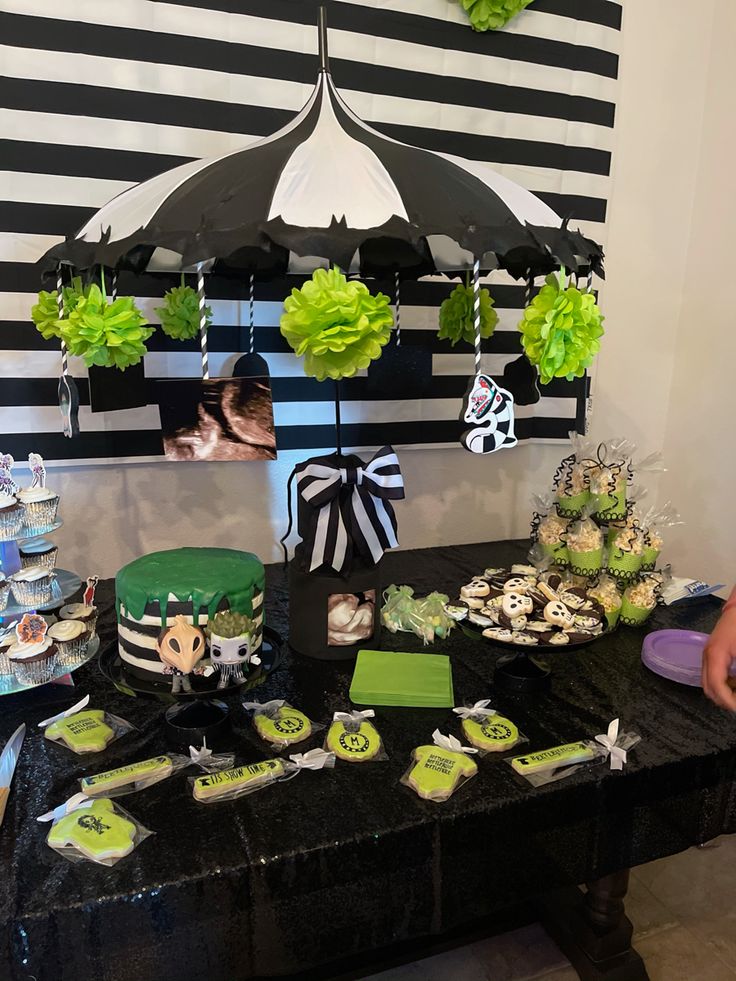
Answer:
42;13;602;283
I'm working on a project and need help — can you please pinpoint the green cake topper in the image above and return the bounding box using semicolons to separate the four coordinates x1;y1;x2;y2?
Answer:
47;799;137;862
116;547;265;622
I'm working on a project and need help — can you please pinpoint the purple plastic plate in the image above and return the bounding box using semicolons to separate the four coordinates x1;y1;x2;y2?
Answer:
641;629;729;687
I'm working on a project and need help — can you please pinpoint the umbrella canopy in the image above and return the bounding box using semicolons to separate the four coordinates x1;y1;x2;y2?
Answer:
41;15;603;282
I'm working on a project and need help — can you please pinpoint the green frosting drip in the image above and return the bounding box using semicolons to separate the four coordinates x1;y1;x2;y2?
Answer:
115;547;265;623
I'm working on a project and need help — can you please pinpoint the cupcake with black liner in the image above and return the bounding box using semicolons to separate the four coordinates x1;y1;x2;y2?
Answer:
0;490;25;540
47;619;90;668
17;485;59;533
60;602;97;636
19;541;58;572
9;567;56;607
8;637;58;685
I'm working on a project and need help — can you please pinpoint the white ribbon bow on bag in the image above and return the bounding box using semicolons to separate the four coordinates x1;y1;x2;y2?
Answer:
595;718;628;771
432;729;478;756
289;748;336;771
452;699;497;721
243;699;284;717
333;709;375;724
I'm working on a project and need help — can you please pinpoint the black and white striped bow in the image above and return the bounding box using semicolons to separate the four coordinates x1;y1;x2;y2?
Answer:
291;446;405;574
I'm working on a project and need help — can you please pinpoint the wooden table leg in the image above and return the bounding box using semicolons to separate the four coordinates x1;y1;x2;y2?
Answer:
536;869;650;981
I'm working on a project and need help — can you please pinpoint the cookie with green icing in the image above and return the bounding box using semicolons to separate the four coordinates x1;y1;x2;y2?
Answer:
254;707;312;746
45;710;115;753
81;756;173;796
407;745;477;801
461;716;520;752
47;799;137;862
326;720;382;762
193;760;285;802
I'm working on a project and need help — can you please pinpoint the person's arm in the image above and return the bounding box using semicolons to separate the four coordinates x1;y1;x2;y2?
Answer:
702;587;736;710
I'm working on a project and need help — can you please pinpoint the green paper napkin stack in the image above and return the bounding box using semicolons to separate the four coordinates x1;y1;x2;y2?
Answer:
349;650;454;707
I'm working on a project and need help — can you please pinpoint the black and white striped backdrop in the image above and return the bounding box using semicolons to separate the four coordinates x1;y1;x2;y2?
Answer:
0;0;621;465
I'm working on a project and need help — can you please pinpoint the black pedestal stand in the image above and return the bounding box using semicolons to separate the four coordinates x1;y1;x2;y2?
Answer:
494;650;551;693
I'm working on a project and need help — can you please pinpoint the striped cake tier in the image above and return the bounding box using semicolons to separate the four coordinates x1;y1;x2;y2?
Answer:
118;589;264;680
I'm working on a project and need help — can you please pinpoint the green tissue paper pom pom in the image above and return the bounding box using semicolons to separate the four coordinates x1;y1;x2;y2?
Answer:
458;0;533;31
31;277;87;342
518;271;604;385
155;282;212;341
280;267;394;381
438;283;498;347
60;284;154;370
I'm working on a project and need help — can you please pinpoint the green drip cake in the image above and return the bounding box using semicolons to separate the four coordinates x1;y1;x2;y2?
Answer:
115;547;265;683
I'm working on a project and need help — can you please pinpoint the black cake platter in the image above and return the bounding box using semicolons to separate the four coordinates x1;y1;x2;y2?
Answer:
99;624;284;702
0;521;98;696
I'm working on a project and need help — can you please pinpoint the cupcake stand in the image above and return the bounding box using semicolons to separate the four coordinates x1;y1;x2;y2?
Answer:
0;522;99;695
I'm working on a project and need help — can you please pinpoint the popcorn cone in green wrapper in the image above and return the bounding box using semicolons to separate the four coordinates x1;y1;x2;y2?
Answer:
556;488;590;519
640;545;660;572
565;505;603;577
540;540;569;566
567;547;603;575
589;573;622;630
590;480;627;521
620;595;654;626
607;548;643;578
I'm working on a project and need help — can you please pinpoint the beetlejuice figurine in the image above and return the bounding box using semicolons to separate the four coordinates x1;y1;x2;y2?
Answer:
156;615;207;694
207;611;260;689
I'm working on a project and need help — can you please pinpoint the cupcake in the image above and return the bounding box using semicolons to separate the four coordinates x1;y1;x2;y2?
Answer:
566;517;603;576
0;578;9;611
9;567;56;607
606;525;644;580
17;486;59;533
8;637;58;685
48;619;90;668
537;512;570;566
0;490;25;540
620;578;659;626
60;603;98;635
19;541;58;572
0;633;15;677
589;576;623;629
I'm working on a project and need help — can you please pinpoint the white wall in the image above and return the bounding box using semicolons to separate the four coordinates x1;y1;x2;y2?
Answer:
28;0;734;587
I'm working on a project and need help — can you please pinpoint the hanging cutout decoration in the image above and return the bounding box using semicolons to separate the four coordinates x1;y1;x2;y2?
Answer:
459;260;516;454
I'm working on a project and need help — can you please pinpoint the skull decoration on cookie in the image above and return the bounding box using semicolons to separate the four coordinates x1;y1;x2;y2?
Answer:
156;614;207;694
208;611;260;690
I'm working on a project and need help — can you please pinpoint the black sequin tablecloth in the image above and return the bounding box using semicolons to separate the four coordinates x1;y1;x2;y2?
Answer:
1;541;733;981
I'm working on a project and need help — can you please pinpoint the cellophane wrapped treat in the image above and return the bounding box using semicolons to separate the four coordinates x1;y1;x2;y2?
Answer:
78;744;234;798
553;433;596;517
401;730;478;802
639;502;681;571
606;523;644;580
39;794;152;866
452;700;526;756
530;493;569;566
325;709;388;763
243;699;323;751
621;575;661;626
589;574;623;629
39;695;136;755
565;504;604;576
190;748;335;803
588;438;636;521
381;584;454;644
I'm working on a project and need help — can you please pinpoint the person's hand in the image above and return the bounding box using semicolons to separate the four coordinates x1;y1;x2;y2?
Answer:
702;605;736;710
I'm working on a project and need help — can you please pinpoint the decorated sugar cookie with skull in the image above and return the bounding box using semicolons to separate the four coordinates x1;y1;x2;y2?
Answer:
207;611;260;689
156;615;207;694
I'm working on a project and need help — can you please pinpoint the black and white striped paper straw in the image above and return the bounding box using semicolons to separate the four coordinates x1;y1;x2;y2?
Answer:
197;263;209;380
56;265;68;376
111;270;118;302
249;273;255;354
472;259;481;376
394;270;401;347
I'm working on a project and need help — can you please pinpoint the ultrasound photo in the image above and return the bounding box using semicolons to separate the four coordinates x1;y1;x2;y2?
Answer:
156;377;277;462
